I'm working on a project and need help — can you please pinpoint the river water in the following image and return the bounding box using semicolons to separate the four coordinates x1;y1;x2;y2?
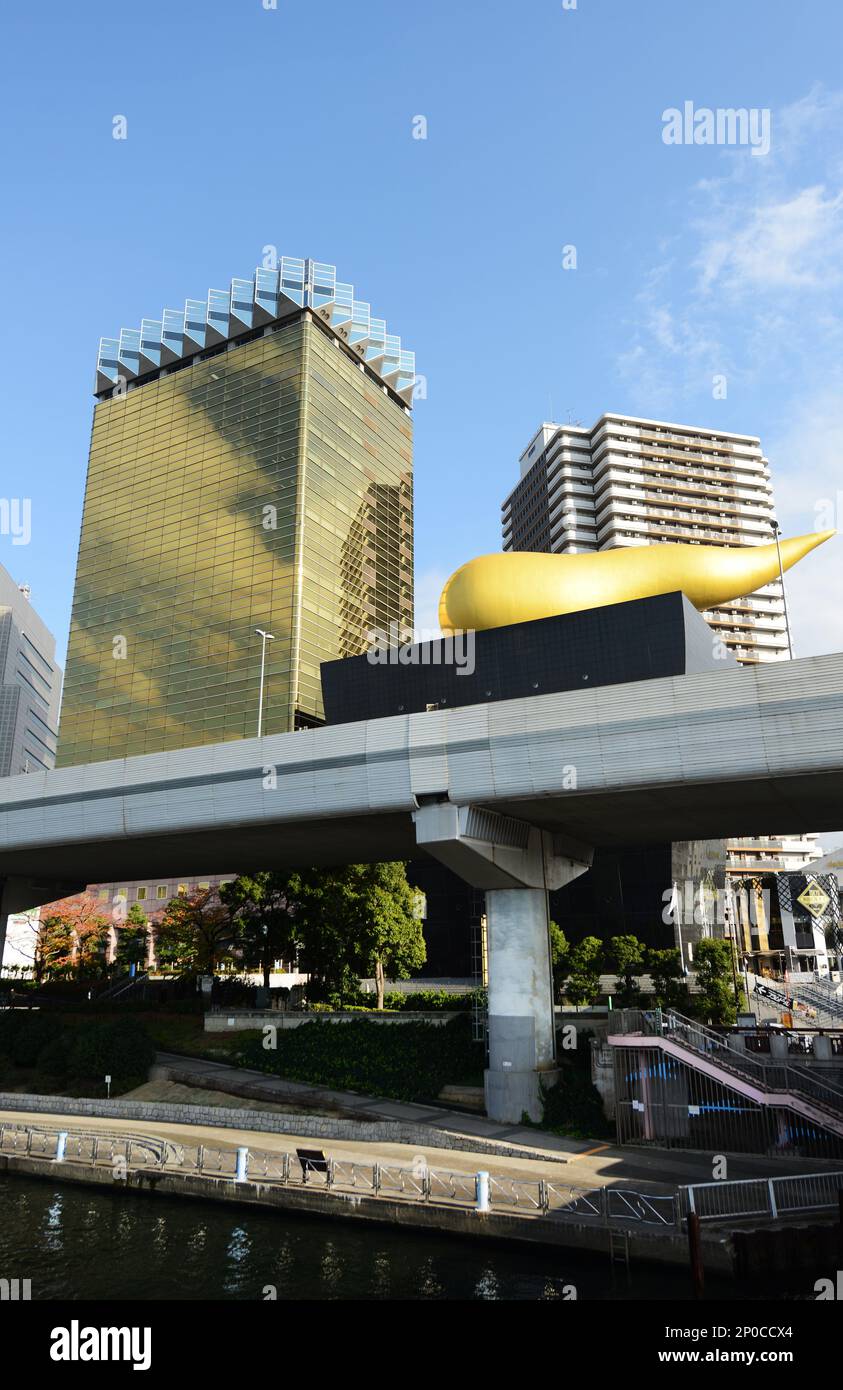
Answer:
0;1172;755;1301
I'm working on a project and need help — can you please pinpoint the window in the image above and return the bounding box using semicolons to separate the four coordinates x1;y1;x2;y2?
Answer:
136;886;147;901
156;885;168;899
177;884;189;896
97;888;109;901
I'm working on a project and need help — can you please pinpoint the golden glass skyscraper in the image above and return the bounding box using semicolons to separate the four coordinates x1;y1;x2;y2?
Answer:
58;258;414;766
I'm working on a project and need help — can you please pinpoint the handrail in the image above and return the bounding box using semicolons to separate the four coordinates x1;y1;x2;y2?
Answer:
611;1007;843;1120
793;981;843;1019
4;1118;842;1232
682;1170;843;1223
98;971;149;1002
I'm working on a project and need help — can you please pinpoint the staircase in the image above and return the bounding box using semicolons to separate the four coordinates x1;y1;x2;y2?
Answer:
791;977;843;1023
751;974;843;1027
609;1008;843;1143
97;971;149;1002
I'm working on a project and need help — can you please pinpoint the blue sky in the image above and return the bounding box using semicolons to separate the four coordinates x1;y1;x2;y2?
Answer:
2;0;842;665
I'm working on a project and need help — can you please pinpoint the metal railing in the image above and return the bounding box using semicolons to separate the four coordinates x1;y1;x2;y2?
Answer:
611;1008;843;1124
98;971;149;1002
0;1125;168;1167
793;980;843;1023
682;1170;843;1224
3;1120;841;1232
753;977;843;1028
0;1119;671;1226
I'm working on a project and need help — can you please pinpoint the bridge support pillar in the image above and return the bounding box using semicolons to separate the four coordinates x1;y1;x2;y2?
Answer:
412;802;592;1124
485;886;558;1123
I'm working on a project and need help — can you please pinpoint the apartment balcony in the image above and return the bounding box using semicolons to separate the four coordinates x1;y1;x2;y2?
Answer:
602;503;772;531
594;425;765;459
705;613;788;637
596;476;774;513
593;453;773;495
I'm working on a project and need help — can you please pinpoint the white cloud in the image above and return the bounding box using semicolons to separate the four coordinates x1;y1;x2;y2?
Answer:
615;88;843;658
617;84;843;399
696;186;843;294
766;391;843;658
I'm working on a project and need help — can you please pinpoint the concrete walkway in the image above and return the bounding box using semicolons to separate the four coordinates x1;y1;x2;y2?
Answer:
0;1104;606;1189
152;1052;842;1192
154;1050;581;1154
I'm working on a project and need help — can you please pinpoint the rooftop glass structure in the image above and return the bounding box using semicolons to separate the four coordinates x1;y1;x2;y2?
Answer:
95;256;416;407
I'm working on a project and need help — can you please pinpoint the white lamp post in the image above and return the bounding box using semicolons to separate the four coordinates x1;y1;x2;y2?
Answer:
771;520;794;660
255;628;275;738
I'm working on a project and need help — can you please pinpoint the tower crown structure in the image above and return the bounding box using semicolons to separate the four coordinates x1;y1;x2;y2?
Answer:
95;255;416;407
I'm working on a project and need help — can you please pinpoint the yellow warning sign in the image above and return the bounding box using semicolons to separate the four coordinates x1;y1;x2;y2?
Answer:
797;883;831;918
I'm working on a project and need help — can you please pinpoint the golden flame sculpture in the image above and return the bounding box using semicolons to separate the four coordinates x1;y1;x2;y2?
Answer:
439;531;835;634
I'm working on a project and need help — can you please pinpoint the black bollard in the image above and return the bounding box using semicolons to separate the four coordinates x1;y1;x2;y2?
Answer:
688;1212;705;1300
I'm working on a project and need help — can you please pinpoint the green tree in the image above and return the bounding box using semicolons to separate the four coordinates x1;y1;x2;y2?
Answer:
548;920;569;1001
36;916;77;980
116;902;149;971
354;862;427;1009
692;938;743;1025
646;947;688;1012
220;871;302;988
606;934;645;1008
155;887;234;976
564;936;603;1010
296;863;426;1008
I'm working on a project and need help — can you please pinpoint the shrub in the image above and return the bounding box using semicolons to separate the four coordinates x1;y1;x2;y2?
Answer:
68;1018;156;1085
36;1033;72;1082
539;1064;612;1139
236;1013;484;1103
382;990;477;1012
0;1012;64;1068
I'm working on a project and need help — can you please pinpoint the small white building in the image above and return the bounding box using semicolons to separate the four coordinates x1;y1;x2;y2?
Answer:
1;908;39;977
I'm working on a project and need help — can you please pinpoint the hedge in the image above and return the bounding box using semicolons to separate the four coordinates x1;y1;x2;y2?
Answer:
236;1012;484;1103
0;1013;155;1090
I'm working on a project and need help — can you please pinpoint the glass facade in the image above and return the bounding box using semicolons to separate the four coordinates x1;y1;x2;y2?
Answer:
58;311;413;766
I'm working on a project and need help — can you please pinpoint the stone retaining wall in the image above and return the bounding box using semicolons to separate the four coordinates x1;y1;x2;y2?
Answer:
204;1011;457;1032
0;1090;565;1163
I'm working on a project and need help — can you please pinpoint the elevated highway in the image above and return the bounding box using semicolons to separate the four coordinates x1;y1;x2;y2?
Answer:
0;651;840;886
1;651;841;1122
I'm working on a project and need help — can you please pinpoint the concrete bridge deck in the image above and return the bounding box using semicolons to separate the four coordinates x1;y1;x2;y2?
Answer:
0;651;840;898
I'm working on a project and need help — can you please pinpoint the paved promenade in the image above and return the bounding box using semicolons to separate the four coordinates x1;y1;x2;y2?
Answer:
148;1052;840;1190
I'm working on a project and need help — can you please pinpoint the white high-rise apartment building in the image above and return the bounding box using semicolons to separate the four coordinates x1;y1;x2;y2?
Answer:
502;413;821;876
0;562;61;776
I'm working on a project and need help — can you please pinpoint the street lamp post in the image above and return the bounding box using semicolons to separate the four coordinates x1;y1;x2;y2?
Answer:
771;520;794;660
255;628;275;738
